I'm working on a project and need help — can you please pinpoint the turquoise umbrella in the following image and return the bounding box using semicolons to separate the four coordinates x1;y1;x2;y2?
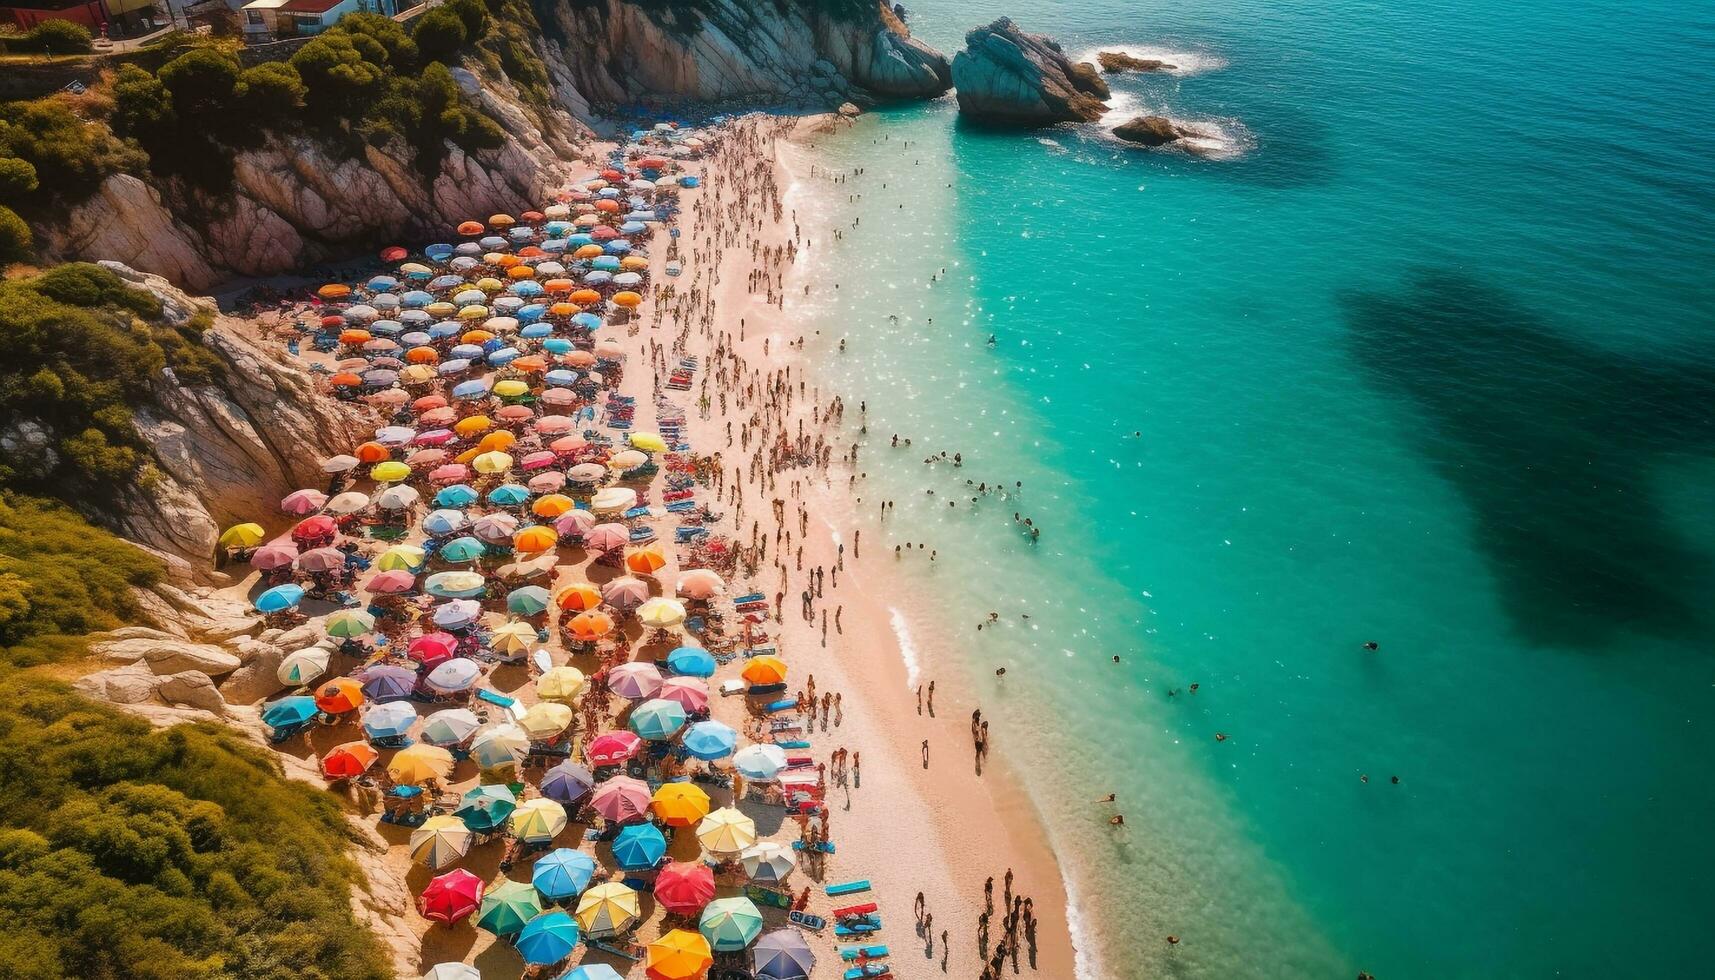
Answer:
456;784;518;833
628;698;687;741
611;822;666;871
507;585;551;615
515;910;580;965
439;536;486;563
261;695;318;730
561;965;623;980
477;879;542;937
531;847;596;900
681;720;737;761
699;896;764;952
487;483;531;507
665;646;716;677
255;584;305;613
435;484;479;507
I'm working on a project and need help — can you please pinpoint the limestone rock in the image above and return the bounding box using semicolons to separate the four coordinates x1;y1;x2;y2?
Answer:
1098;50;1174;73
74;662;163;705
951;18;1110;125
1113;114;1215;150
157;670;227;713
93;632;241;675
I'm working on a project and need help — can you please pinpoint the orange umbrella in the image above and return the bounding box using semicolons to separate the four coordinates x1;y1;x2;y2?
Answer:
511;355;548;373
478;431;517;453
461;329;496;345
625;546;666;576
514;526;559;553
571;289;602;305
550;302;582;317
457;220;485;235
568;610;614;641
331;372;363;388
489;213;516;227
595;199;621;213
495;254;523;269
314;677;365;714
573;244;604;260
406;346;440;364
339;329;372;345
740;655;788;687
555;583;602;612
532;494;575;518
322;741;379;779
612;291;643;308
646;929;712;980
544;278;576;294
355;441;392;463
507;266;536;280
318;283;352;300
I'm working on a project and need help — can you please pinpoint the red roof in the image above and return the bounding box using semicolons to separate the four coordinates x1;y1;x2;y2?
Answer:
278;0;346;13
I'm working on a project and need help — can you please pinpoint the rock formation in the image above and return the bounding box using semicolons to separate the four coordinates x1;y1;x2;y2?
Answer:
951;17;1110;125
1098;50;1175;73
1112;114;1217;153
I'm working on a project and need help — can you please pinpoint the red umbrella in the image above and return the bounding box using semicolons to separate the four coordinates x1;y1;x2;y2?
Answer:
366;569;416;594
380;245;409;262
419;868;484;925
251;543;299;570
291;515;338;543
589;773;651;822
414;394;448;413
586;732;644;767
409;633;458;666
321;741;378;780
653;861;715;915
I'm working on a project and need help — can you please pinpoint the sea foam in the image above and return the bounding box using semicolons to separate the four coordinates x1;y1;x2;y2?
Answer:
1076;43;1230;76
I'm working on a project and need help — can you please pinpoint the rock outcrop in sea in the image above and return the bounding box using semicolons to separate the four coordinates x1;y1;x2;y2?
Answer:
1112;114;1217;154
951;17;1110;125
1098;50;1175;73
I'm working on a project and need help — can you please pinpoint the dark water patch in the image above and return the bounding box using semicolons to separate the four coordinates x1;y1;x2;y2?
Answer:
1343;269;1715;647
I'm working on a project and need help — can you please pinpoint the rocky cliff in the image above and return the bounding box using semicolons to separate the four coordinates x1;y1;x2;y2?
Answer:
951;17;1110;125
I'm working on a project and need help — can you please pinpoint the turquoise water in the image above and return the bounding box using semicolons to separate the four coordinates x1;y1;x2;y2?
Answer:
784;0;1715;976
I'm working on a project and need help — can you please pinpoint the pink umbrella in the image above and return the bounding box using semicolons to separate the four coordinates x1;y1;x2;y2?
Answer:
658;677;709;715
366;569;416;594
415;430;458;448
281;489;328;515
584;523;628;553
527;471;567;493
589;772;650;818
600;576;650;611
541;388;578;407
430;463;470;483
567;463;608;483
608;661;662;700
251;543;299;570
471;513;519;544
406;448;450;468
534;416;577;434
496;404;535;422
548;436;589;456
553;509;596;538
409;632;458;666
419;407;458;426
297;547;347;573
675;569;725;600
520;450;558;471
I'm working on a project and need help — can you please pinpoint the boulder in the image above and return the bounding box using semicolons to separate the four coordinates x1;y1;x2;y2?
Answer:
157;671;227;714
220;638;294;705
1112;114;1214;149
74;662;163;705
92;633;242;676
1098;51;1175;73
951;18;1110;125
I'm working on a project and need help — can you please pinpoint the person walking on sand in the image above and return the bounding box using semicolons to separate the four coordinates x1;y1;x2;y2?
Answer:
921;739;930;768
927;680;935;714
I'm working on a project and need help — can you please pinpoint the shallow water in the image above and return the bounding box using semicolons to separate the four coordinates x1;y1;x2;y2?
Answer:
783;0;1715;976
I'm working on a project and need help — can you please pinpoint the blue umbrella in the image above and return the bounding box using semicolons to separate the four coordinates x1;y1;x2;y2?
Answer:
255;584;305;613
437;358;472;376
361;665;418;702
666;646;716;678
682;720;737;761
531;847;596;899
368;275;399;291
401;331;432;347
752;928;815;980
400;289;434;308
515;911;580;966
629;698;687;741
262;695;319;730
428;319;463;338
509;281;545;298
487;484;531;507
545;369;576;386
362;700;418;739
429;274;463;290
566;234;593;247
611;822;666;871
451;343;485;360
592;256;621;272
424;243;454;261
583;271;613;286
517;303;548;322
540;761;595;806
451;379;491;400
572;313;602;331
604;241;632;255
370;318;405;334
520;323;552;339
619;221;646;235
507;585;551;615
435;484;479;507
423;508;468;536
508;225;535;240
479;235;507;250
545;221;571;237
488;347;522;366
561;966;623;980
439;537;486;563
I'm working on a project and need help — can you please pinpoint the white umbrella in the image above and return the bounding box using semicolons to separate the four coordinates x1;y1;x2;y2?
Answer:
425;657;483;693
325;491;371;515
423;965;480;980
733;743;787;781
376;484;421;509
740;841;797;883
470;722;530;768
276;646;331;686
420;707;482;746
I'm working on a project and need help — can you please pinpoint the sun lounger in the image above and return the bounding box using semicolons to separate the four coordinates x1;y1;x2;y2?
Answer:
775;739;811;749
475;688;516;708
586;939;643;961
840;944;889;961
832;902;878;919
764;698;797;713
791;839;835;854
742;646;777;658
664;499;696;513
718;679;746;697
826;880;871;897
834;920;881;938
789;910;826;932
747;682;786;697
844;966;891;979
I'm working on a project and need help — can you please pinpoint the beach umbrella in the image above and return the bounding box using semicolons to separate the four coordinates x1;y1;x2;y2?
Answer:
575;882;640;938
628;432;667;453
434;484;479;507
420;707;482;747
365;569;416;595
320;454;361;474
664;646;716;678
653;861;715;916
695;807;756;859
536;664;586;702
377;544;427;571
675;569;725;600
637;597;686;629
254;584;304;613
752;928;815;980
410;815;473;869
611;822;666;871
650;782;711;829
477;879;543;937
566;610;614;642
599;576;650;611
590;774;651;822
325;608;376;639
586;730;644;768
516;910;580;965
567;462;608;484
360;665;418;702
362;700;419;740
320;740;378;780
607;450;647;474
591;487;638;514
296;546;347;574
531;847;597;900
732;744;787;781
314;677;364;714
408;632;457;666
277;646;332;686
437;536;487;563
531;493;575;518
528;471;567;494
370;460;411;483
540;760;595;806
432;598;483;629
389;743;455;785
518;701;573;740
281;488;329;515
740;655;788;687
740;842;797;885
455;783;518;833
657;676;710;715
419;868;484;925
423;964;480;980
646;929;713;980
583;522;629;553
250;543;299;570
699;897;763;952
326;490;372;515
261;695;318;732
376;484;420;510
426;657;483;694
488;620;539;658
472;450;513;476
514;525;558;553
470;723;529;768
681;720;737;761
510;798;568;844
424;570;486;598
507;584;552;615
554;583;603;613
422;509;469;536
470;513;518;544
608;661;663;700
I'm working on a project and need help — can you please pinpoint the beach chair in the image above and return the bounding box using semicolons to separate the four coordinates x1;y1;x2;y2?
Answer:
826;880;871;897
834;919;881;938
844;966;891;980
840;944;890;961
789;910;827;933
763;698;797;713
775;739;811;750
832;902;878;919
791;839;835;854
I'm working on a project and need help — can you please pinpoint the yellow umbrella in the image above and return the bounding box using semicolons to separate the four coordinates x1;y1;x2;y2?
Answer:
219;523;265;548
472;451;514;475
650;782;711;828
695;806;756;857
489;620;539;656
532;494;575;518
458;304;490;320
638;597;686;629
474;276;505;293
575;881;641;937
620;255;650;272
402;363;437;383
646;929;713;980
455;415;494;437
518;701;573;739
508;797;568;843
370;461;411;483
536;665;586;701
628;432;668;453
409;814;472;868
425;301;457;317
377;545;427;571
740;655;788;687
388;743;454;785
492;379;531;398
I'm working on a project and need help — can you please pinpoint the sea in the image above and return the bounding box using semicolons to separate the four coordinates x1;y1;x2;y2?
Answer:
778;0;1715;976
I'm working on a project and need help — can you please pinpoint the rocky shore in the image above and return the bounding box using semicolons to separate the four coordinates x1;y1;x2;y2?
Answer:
951;17;1110;125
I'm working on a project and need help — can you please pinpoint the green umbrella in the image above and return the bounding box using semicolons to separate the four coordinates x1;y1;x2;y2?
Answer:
455;783;518;833
440;536;486;562
628;697;687;741
325;608;375;638
699;896;764;951
477;879;542;937
507;585;552;615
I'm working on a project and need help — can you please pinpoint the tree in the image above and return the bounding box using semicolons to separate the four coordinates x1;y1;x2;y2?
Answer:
447;0;492;41
290;33;385;117
157;48;242;120
413;7;468;65
0;157;38;200
238;62;306;124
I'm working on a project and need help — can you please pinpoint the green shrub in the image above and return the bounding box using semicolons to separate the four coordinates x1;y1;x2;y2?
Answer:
0;156;38;199
290;33;386;117
0;99;140;199
20;20;92;56
413;7;468;65
157;48;242;121
0;495;161;660
0;204;28;262
449;0;492;41
238;62;306;124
